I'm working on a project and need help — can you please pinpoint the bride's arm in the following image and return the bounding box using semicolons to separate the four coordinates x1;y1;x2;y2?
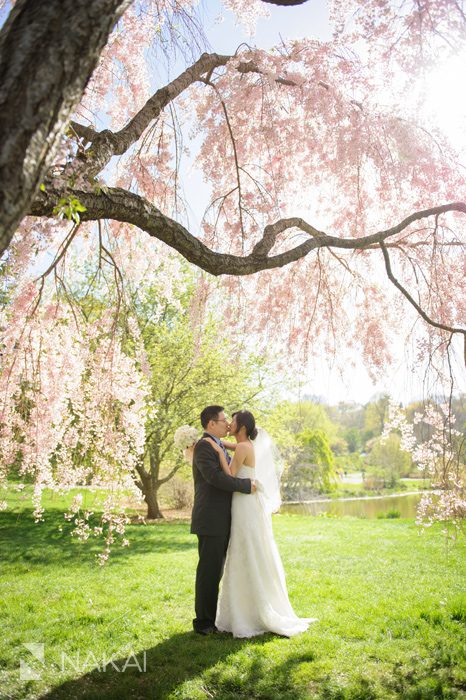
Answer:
228;444;248;477
220;440;237;451
203;438;232;476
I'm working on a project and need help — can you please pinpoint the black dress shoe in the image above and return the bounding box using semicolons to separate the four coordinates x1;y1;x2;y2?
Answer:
195;625;218;635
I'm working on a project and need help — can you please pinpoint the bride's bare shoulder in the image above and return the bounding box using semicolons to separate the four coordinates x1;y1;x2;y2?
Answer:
236;441;254;451
235;442;248;455
236;441;255;466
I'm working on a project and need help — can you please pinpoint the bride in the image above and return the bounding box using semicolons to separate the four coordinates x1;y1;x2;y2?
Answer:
203;410;318;638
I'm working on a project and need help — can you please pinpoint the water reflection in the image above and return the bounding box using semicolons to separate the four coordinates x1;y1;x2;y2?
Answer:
280;492;431;518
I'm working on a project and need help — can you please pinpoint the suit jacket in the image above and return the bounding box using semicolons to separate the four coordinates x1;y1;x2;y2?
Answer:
190;433;252;536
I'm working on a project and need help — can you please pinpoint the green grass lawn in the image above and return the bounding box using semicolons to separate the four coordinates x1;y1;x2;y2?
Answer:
0;488;465;700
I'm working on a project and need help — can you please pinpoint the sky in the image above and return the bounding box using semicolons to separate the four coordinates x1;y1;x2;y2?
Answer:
203;0;332;49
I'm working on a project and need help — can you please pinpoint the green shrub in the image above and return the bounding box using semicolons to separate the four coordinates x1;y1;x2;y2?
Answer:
377;509;401;519
386;509;401;518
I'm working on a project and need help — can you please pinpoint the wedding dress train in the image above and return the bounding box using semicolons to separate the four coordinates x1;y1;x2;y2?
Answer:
215;465;319;638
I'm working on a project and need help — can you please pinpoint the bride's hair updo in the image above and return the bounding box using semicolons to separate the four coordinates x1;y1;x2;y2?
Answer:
232;410;258;440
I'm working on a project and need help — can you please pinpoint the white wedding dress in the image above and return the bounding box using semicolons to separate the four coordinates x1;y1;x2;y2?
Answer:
215;463;319;638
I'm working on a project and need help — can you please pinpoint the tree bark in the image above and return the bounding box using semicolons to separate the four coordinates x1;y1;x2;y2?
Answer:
133;460;165;519
0;0;131;256
144;486;164;520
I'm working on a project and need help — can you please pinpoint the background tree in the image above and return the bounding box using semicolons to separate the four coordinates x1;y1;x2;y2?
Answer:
283;428;336;499
264;400;340;497
131;281;268;519
342;427;361;454
365;433;412;489
265;399;340;453
363;394;390;443
326;402;365;453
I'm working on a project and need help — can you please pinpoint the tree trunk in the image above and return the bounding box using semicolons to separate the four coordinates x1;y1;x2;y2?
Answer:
0;0;131;255
144;483;164;520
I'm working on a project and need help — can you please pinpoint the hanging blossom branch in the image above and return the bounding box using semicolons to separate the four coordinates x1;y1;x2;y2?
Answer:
201;77;247;246
379;240;465;337
68;53;270;178
31;187;466;335
67;50;344;179
382;398;465;540
27;46;465;352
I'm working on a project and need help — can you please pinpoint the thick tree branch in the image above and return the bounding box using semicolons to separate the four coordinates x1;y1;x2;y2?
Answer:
201;77;247;246
69;51;322;179
157;464;182;486
70;53;233;176
0;0;313;255
0;0;131;257
30;186;466;277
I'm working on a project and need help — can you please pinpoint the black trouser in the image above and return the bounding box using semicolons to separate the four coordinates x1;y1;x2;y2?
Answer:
193;533;230;632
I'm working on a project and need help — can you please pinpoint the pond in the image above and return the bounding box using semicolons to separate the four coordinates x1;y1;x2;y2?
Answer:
279;491;433;518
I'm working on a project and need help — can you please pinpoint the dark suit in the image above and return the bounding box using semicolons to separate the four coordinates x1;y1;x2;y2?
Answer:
191;433;252;632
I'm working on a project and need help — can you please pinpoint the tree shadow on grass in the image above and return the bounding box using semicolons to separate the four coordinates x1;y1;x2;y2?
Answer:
0;509;194;568
24;628;465;700
36;630;285;700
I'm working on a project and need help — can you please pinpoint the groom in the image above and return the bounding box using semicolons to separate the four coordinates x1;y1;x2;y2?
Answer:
190;404;256;635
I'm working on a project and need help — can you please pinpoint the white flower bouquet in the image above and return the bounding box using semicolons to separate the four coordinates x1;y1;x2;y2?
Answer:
174;425;199;451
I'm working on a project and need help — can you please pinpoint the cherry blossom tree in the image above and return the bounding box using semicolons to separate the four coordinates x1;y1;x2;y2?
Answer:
0;0;311;252
382;398;465;539
0;0;465;557
22;2;465;353
0;288;153;563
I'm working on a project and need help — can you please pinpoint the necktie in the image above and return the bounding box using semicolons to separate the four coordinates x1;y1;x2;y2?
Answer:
220;442;231;465
206;433;231;465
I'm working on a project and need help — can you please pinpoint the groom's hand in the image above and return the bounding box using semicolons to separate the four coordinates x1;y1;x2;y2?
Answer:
251;479;257;493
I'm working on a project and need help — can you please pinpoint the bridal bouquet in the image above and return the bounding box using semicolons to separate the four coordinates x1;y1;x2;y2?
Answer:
174;425;199;451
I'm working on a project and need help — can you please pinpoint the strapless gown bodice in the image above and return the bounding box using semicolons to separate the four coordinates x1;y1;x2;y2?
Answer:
236;465;255;477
